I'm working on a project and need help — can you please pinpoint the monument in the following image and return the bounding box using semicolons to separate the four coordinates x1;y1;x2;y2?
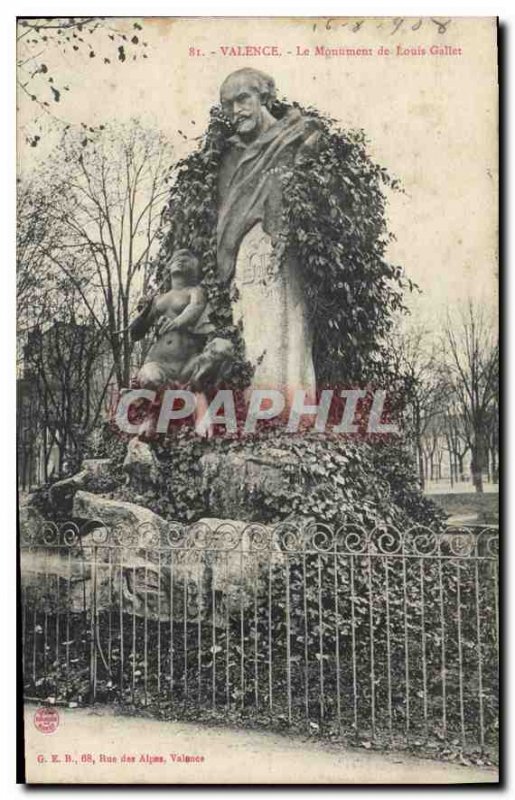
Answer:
21;66;445;635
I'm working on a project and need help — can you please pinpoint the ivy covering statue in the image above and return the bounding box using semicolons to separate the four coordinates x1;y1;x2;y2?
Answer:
155;66;409;393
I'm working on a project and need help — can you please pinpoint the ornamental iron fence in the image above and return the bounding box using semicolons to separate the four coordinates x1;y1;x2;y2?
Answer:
20;519;498;752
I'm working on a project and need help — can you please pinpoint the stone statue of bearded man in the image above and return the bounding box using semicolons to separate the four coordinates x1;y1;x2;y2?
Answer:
218;68;321;403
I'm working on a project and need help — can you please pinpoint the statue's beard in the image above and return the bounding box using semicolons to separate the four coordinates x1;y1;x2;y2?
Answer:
234;116;258;137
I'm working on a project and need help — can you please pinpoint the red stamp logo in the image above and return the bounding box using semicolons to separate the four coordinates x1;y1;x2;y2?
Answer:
34;706;59;735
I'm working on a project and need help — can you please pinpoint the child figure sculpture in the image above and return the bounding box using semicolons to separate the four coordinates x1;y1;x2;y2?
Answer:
131;249;233;391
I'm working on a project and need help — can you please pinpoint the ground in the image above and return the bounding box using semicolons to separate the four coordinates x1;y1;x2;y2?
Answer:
424;480;499;496
23;703;498;785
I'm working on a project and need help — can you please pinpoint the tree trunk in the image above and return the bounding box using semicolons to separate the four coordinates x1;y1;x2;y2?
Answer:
446;435;454;488
456;453;465;482
417;437;425;490
492;448;498;483
471;445;484;493
42;427;49;483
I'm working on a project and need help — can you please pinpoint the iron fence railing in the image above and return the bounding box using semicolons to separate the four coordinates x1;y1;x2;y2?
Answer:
20;519;498;753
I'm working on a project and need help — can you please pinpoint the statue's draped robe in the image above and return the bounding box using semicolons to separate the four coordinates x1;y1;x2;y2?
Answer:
218;109;320;401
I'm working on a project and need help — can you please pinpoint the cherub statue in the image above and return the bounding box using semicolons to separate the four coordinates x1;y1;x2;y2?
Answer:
130;249;234;391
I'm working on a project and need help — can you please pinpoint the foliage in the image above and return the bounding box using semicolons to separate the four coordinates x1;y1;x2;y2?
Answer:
277;110;411;385
369;439;447;530
87;423;445;531
84;420;128;469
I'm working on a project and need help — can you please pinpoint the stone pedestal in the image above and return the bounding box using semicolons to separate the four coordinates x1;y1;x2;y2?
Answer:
123;438;160;491
47;458;112;514
199;445;306;519
20;491;284;624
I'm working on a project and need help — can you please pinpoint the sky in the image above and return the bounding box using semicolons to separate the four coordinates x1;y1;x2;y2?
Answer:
17;16;499;337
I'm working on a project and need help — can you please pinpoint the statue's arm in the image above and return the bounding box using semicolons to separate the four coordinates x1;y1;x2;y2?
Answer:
130;298;157;341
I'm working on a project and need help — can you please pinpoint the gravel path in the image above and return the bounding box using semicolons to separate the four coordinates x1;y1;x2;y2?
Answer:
24;703;498;785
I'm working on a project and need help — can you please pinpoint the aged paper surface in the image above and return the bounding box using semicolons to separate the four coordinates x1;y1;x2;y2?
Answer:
18;16;498;784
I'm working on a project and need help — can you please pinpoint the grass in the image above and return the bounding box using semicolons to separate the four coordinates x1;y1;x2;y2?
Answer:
430;493;499;525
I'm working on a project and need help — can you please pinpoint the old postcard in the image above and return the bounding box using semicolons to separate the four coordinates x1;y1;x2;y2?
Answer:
17;16;499;784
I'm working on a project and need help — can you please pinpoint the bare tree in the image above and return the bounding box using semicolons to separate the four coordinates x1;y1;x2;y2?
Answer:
441;392;470;485
443;302;499;493
485;399;500;483
28;121;173;387
17;181;64;330
390;327;446;489
21;305;113;481
17;120;173;481
17;17;148;146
